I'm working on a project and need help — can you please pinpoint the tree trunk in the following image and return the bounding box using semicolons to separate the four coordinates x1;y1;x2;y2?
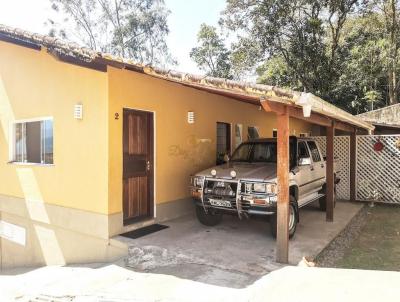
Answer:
393;69;398;104
389;69;396;105
388;0;398;105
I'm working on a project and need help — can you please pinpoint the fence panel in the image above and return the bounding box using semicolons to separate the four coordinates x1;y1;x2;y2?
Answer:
311;136;350;200
356;135;400;203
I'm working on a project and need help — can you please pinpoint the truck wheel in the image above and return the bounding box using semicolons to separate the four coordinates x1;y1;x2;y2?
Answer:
319;184;337;211
270;196;297;239
195;205;222;226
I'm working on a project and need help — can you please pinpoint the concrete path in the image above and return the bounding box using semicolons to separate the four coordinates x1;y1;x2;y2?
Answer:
1;265;400;301
116;201;363;288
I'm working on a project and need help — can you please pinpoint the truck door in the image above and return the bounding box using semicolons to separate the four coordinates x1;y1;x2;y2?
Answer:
297;141;315;205
306;140;325;192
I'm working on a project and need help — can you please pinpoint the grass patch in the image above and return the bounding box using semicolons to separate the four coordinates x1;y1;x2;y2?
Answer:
335;205;400;271
317;204;400;271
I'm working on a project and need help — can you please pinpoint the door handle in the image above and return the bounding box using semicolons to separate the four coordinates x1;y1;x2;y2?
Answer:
146;161;151;171
321;164;325;168
310;166;314;171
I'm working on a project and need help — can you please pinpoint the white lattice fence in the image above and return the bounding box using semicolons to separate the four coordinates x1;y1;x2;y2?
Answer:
311;136;350;200
356;135;400;203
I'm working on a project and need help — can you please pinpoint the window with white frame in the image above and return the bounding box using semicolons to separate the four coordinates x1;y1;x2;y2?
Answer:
12;119;53;164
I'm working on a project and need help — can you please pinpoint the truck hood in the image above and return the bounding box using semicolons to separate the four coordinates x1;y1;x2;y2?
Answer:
195;162;277;182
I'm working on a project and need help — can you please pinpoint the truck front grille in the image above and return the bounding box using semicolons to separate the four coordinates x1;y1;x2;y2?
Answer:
203;179;238;208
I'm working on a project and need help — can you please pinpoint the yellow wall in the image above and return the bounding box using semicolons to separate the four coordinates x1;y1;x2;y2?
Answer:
108;67;313;214
0;41;109;214
0;41;313;217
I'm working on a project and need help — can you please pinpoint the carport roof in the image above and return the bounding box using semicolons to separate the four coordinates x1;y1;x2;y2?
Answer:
0;23;374;132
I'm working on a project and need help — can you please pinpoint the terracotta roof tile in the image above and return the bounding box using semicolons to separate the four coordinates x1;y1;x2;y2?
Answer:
0;23;374;131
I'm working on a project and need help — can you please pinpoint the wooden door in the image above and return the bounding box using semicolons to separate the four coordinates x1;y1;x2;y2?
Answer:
123;109;154;225
216;122;231;165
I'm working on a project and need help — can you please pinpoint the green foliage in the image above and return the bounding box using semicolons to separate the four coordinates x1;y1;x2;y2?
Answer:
190;24;232;79
256;56;296;88
218;0;400;113
47;0;173;65
221;0;358;96
330;13;390;113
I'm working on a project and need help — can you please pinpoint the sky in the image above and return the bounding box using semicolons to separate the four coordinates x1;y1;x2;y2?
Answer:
0;0;227;74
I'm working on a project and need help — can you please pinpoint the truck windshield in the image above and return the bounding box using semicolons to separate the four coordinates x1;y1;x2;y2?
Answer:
230;142;277;163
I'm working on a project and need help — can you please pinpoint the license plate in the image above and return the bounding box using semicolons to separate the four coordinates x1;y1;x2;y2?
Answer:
209;199;232;208
269;195;278;202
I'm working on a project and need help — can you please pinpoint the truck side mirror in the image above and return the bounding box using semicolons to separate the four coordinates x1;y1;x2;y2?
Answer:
299;157;311;166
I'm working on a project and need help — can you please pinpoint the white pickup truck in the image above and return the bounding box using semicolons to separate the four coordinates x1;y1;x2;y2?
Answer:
190;136;339;238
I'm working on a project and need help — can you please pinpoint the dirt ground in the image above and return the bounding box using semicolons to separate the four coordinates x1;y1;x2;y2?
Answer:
316;203;400;271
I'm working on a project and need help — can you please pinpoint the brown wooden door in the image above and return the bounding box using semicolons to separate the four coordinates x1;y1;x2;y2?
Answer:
123;109;154;225
216;122;231;165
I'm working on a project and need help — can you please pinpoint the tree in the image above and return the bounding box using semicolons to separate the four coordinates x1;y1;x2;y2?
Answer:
332;13;390;112
256;55;296;88
229;36;262;80
221;0;361;102
47;0;173;65
370;0;400;104
190;24;232;78
363;89;383;110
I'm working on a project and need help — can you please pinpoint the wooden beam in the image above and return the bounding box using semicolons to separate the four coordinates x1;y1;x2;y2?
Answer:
287;107;332;127
326;121;335;222
350;130;357;202
276;106;290;263
261;99;359;133
262;100;333;127
335;122;356;133
261;99;287;115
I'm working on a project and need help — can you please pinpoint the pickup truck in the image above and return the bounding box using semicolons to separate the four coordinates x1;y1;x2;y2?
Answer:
190;136;339;238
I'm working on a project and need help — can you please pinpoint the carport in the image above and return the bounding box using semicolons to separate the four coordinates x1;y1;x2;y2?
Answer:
141;67;375;263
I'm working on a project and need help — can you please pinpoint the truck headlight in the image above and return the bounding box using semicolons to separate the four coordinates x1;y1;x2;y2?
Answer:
253;183;267;193
266;183;278;194
191;176;204;188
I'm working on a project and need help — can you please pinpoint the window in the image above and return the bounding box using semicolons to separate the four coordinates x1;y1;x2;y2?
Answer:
231;142;277;163
248;126;259;139
298;141;310;159
307;141;321;162
12;119;53;164
252;143;277;162
216;122;231;165
231;143;252;162
234;124;243;148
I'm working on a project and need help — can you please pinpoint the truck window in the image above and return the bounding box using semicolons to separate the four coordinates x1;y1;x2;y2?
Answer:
307;141;321;162
248;126;259;139
252;143;277;162
298;141;310;159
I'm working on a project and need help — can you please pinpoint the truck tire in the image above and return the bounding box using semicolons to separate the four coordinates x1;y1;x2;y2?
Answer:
270;196;297;239
195;205;222;226
319;184;337;211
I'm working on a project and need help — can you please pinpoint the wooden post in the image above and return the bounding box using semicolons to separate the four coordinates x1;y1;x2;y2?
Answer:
326;121;335;222
276;106;290;263
350;130;357;202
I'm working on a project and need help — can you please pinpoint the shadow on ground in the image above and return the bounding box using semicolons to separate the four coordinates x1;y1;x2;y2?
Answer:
114;201;363;288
